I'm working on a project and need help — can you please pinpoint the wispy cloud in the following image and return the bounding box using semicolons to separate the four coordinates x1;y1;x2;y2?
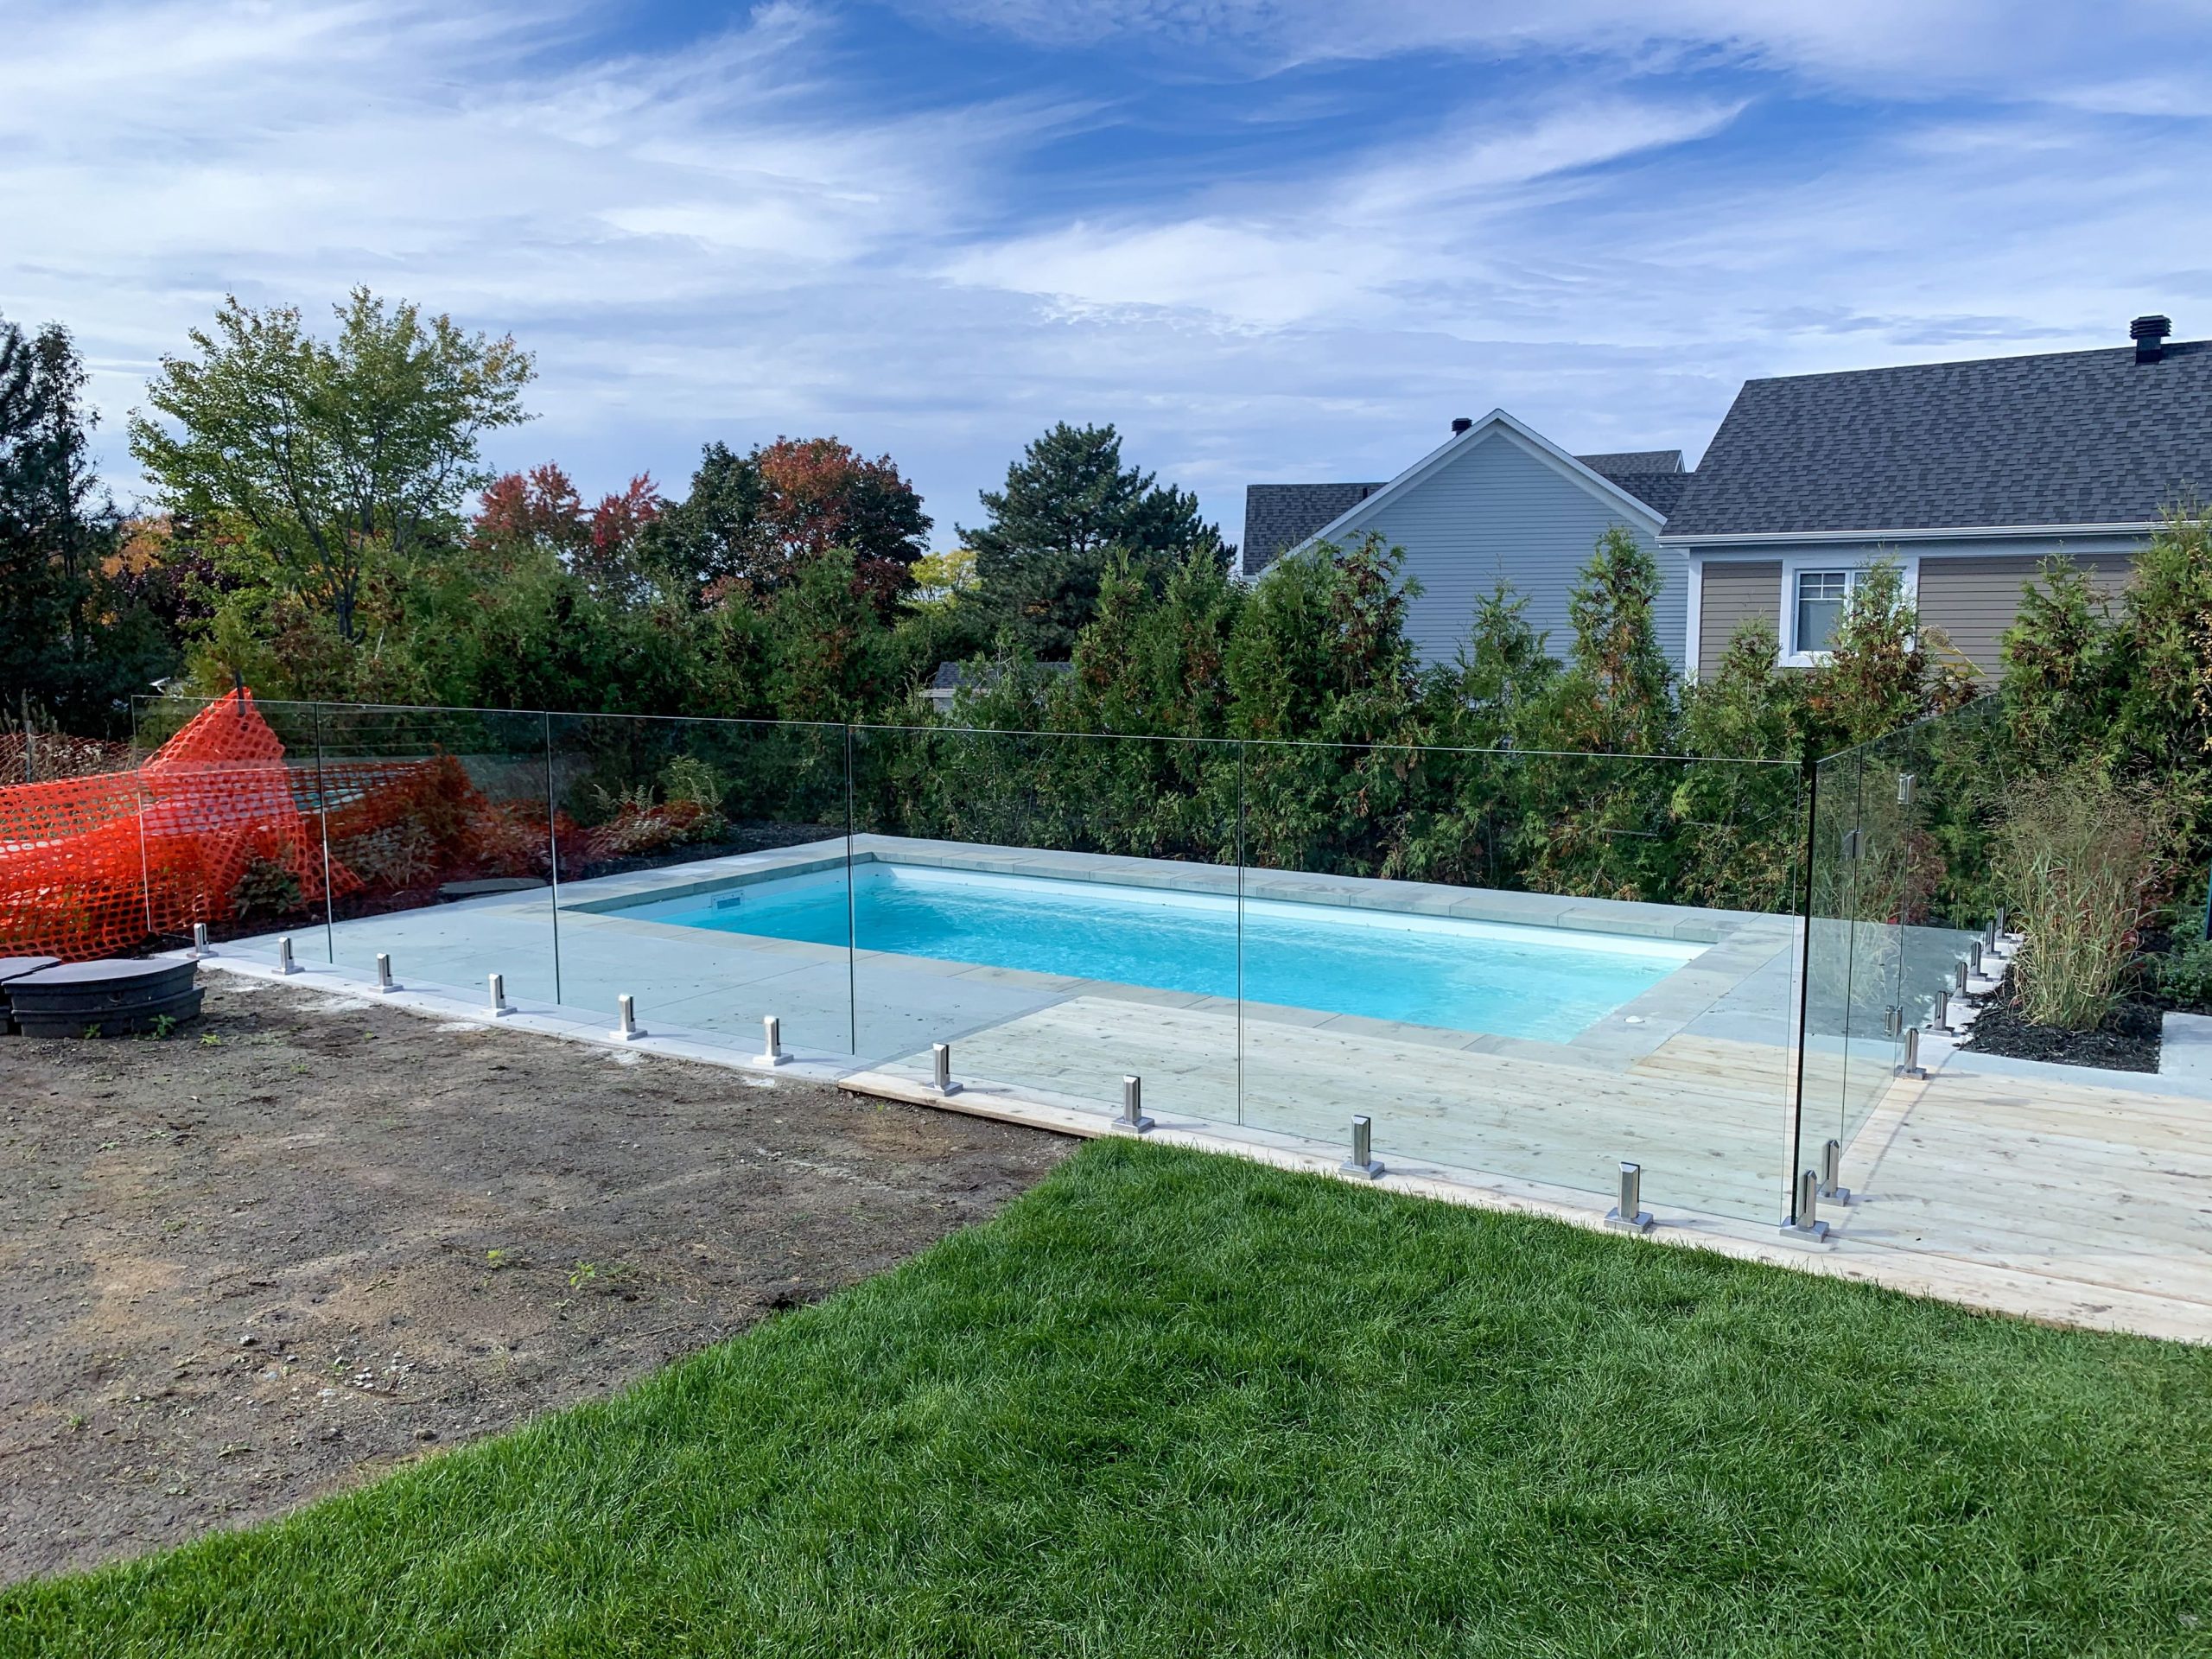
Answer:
7;0;2212;550
905;0;2202;99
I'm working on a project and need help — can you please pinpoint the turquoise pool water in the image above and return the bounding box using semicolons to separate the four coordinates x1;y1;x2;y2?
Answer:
630;863;1698;1041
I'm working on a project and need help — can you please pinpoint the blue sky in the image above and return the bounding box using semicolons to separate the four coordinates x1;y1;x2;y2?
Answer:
9;0;2212;549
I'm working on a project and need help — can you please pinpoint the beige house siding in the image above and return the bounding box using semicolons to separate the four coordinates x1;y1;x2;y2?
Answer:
1697;561;1782;680
1916;552;2137;675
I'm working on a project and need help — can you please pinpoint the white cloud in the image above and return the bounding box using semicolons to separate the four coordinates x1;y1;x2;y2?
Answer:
945;98;1745;328
6;0;2212;560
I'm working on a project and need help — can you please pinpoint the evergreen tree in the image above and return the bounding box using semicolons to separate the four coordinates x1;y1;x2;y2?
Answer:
1999;554;2125;766
961;421;1225;657
0;315;168;731
1452;582;1560;748
2118;507;2212;772
1560;524;1674;754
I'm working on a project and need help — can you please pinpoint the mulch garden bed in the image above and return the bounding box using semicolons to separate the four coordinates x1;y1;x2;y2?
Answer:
1959;985;2164;1072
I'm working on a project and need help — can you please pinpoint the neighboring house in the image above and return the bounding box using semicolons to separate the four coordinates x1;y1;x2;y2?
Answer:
1242;410;1694;670
1667;315;2212;680
923;658;1073;716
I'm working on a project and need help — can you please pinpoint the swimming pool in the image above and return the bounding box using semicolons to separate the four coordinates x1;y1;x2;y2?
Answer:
623;862;1700;1042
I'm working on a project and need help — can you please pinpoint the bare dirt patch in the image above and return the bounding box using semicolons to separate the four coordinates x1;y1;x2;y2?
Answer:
0;975;1071;1585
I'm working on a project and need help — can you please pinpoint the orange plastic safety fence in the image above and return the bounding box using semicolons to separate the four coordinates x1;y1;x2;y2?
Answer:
0;690;340;961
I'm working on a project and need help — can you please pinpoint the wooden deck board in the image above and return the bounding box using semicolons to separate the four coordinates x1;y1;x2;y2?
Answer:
861;994;2212;1341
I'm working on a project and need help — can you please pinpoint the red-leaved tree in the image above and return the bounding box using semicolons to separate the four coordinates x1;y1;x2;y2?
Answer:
658;437;930;616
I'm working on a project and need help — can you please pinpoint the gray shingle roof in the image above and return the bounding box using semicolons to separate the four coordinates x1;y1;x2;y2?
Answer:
1664;338;2212;538
1596;471;1692;517
1242;482;1383;575
1577;449;1684;476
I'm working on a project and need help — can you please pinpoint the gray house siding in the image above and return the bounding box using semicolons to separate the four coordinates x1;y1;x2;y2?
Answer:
1338;428;1688;670
1697;560;1783;679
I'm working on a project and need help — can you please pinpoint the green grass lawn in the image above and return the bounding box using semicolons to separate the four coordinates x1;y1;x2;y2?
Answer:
9;1140;2211;1657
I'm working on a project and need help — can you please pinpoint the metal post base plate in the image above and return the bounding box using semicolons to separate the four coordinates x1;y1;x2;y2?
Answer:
1781;1217;1832;1242
376;982;403;995
1818;1184;1853;1205
929;1081;963;1097
608;1027;647;1042
1340;1158;1385;1180
1110;1114;1154;1135
753;1052;791;1068
1605;1206;1655;1234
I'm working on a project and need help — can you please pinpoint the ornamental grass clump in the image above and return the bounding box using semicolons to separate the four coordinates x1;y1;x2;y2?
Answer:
1994;768;2174;1030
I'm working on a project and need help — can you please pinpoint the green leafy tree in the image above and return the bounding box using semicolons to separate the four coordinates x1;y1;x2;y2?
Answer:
130;289;534;644
962;422;1225;657
651;437;930;615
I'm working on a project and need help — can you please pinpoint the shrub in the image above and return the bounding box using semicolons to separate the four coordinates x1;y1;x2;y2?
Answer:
661;754;728;840
232;854;304;921
2158;937;2212;1009
1993;766;2176;1030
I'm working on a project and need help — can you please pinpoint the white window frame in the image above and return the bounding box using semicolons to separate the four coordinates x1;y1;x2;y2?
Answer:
1776;553;1917;667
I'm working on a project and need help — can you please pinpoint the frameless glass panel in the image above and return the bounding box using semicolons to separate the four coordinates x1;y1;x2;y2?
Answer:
543;713;851;1060
1236;740;1804;1225
1896;699;2007;1039
845;724;1241;1128
309;702;559;1007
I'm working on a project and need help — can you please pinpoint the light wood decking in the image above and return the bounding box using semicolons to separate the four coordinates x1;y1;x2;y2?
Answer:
846;1000;2212;1343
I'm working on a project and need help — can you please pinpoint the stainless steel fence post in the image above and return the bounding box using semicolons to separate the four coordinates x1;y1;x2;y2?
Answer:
1934;988;1950;1030
755;1015;789;1067
1783;1168;1830;1240
191;923;210;959
930;1042;961;1096
1115;1074;1154;1135
1340;1114;1383;1179
1819;1137;1852;1203
1899;1025;1925;1080
1605;1160;1654;1233
488;972;510;1017
375;952;396;994
611;994;644;1041
276;935;297;976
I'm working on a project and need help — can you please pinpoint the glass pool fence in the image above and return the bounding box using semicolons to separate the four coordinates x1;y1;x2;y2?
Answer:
119;692;2017;1230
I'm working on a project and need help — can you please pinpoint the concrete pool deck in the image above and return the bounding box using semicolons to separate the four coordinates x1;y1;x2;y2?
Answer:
193;837;2212;1344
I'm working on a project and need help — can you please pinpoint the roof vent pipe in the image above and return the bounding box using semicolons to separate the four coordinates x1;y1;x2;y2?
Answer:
2133;315;2171;364
1451;416;1473;434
